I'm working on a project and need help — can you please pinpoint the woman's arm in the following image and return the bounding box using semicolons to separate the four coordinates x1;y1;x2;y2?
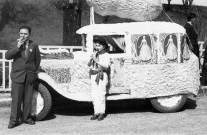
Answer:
96;61;108;70
88;58;93;67
94;53;110;70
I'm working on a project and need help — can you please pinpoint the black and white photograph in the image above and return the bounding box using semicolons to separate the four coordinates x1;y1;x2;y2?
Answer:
0;0;207;134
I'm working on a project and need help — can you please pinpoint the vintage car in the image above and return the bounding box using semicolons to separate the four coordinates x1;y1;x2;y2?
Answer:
32;22;200;121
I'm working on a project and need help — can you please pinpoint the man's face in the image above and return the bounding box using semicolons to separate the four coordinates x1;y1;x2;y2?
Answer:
191;18;196;24
19;28;30;42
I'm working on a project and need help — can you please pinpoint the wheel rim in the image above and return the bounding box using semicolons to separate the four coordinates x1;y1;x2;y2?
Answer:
32;90;44;115
157;95;182;107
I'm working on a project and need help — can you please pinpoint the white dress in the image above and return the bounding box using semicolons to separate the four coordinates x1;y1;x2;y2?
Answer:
139;36;152;61
182;40;190;60
166;36;178;61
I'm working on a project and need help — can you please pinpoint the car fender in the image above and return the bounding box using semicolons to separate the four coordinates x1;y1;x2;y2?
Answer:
37;72;92;102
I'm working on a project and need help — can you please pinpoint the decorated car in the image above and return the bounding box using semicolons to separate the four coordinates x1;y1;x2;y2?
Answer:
32;22;200;120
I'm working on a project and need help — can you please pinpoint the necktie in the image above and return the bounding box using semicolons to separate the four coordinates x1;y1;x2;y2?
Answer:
25;44;29;58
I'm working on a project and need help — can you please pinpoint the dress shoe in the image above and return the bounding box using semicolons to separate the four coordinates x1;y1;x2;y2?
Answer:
18;118;23;125
97;113;105;121
8;123;18;129
24;120;35;125
90;114;99;120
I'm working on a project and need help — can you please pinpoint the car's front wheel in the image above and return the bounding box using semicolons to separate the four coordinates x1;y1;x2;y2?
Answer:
31;81;52;121
150;95;187;113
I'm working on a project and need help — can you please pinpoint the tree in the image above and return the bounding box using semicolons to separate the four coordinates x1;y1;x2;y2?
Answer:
62;0;82;46
0;0;11;31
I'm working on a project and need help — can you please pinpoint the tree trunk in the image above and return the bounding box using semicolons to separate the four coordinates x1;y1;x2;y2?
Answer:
63;2;82;46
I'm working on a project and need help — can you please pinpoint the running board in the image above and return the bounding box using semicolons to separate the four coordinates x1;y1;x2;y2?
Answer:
106;93;136;100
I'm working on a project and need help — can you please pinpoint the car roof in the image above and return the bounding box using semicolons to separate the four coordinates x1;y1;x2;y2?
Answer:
76;21;186;35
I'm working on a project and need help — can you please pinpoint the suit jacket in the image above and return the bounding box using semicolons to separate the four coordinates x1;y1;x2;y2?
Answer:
201;46;207;85
5;40;41;83
184;23;198;45
184;22;199;57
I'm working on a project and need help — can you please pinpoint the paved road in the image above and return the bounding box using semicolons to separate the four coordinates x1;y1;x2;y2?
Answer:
0;95;207;135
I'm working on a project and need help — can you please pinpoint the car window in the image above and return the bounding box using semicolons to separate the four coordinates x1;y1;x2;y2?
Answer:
103;35;126;54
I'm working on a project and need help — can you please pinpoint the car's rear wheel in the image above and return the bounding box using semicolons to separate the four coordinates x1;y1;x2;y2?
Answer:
150;95;187;113
31;81;52;121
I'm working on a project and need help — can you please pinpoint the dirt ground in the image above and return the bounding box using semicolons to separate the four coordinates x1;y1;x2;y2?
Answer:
0;94;207;135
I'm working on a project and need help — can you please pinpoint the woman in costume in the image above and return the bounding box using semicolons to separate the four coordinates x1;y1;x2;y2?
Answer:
166;35;178;61
88;36;110;121
182;37;190;60
138;36;152;62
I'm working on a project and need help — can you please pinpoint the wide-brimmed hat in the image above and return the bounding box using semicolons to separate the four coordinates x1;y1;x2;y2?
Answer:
93;36;108;48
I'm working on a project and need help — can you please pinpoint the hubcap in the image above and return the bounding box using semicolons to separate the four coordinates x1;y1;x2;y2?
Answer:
157;95;182;107
32;90;44;115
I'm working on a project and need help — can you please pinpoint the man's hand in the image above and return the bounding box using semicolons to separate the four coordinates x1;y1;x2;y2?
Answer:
17;38;25;48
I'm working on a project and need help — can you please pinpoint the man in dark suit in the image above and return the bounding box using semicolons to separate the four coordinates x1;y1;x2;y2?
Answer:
201;46;207;86
184;12;199;58
6;26;41;129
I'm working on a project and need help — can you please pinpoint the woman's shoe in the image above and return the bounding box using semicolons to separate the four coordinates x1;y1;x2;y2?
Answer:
97;113;105;121
90;114;99;120
24;119;35;125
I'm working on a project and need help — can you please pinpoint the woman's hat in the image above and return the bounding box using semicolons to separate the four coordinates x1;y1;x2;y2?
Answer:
187;12;197;21
93;36;108;48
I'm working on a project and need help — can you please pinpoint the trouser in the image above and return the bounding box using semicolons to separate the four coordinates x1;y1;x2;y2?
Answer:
9;76;34;124
91;73;108;114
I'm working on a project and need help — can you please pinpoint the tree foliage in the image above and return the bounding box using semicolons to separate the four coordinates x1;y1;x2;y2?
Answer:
50;0;83;46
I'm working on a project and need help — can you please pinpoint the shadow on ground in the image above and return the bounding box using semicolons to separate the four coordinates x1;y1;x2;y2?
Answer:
48;97;198;119
180;98;197;111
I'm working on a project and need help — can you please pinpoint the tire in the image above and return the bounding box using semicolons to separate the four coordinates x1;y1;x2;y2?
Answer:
31;81;52;121
150;95;187;113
